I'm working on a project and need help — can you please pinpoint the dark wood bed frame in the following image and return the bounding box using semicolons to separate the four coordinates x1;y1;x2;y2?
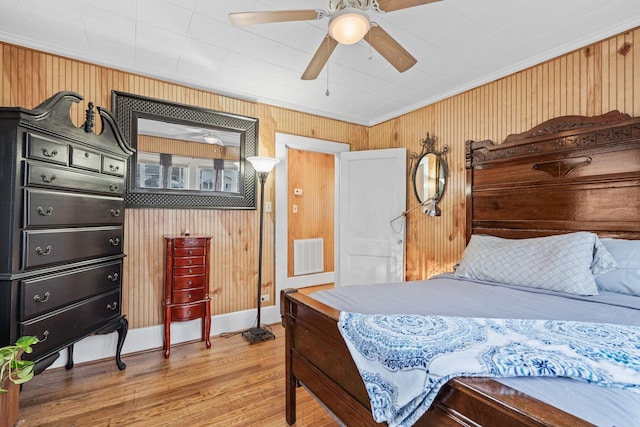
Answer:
281;111;640;426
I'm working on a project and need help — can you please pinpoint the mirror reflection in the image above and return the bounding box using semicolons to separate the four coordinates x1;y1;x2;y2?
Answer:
415;153;445;203
136;119;241;193
112;91;258;209
409;133;448;216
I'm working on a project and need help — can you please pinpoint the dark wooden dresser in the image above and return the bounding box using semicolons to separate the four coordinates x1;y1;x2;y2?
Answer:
0;91;134;373
163;236;212;358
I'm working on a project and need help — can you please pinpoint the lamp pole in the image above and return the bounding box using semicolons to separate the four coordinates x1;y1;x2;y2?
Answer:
242;156;280;344
255;170;267;330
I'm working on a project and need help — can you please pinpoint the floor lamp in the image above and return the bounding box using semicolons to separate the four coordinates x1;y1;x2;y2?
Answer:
242;156;280;344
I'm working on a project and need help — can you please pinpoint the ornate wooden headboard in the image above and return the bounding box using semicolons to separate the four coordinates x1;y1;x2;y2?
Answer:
465;111;640;242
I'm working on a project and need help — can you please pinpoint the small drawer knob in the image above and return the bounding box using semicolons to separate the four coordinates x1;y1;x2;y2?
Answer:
37;206;54;216
34;291;51;303
40;174;57;183
42;148;58;158
35;245;52;256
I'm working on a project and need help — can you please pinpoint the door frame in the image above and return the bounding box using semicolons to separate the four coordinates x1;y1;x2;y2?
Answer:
273;133;349;316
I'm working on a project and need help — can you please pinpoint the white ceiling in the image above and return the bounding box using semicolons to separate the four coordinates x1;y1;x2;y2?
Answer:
1;0;639;126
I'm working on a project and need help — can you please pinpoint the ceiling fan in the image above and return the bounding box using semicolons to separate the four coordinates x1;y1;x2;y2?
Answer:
229;0;441;80
173;129;225;145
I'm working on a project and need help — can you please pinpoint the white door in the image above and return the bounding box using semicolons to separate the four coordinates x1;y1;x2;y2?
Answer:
337;148;406;287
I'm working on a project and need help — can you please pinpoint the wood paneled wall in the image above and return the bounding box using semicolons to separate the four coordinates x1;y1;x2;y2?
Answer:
370;27;640;281
1;25;638;328
138;135;235;160
287;149;335;277
0;42;368;329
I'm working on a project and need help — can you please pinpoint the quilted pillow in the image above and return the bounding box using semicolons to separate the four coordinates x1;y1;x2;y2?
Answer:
595;238;640;296
454;232;616;296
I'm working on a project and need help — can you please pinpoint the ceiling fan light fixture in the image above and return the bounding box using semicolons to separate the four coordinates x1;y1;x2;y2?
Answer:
203;135;223;145
328;8;370;45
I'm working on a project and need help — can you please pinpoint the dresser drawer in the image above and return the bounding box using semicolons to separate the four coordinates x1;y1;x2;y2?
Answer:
20;260;122;320
170;302;204;321
174;247;205;257
20;289;121;361
174;265;205;277
70;146;101;172
26;161;125;196
173;256;205;267
172;288;205;304
25;189;124;227
102;155;126;177
23;226;123;269
173;274;205;290
26;133;69;166
173;238;208;248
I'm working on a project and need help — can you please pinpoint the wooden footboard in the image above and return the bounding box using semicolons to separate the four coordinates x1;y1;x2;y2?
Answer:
281;289;594;427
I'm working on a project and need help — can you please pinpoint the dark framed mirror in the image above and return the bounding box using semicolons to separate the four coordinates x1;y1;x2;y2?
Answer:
409;133;448;216
112;91;258;209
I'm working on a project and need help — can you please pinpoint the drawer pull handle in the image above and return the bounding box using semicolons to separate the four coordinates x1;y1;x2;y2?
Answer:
188;250;193;255
40;174;57;183
39;330;50;342
188;280;192;285
35;245;52;256
109;164;120;172
34;291;51;303
187;293;192;299
110;208;121;217
108;273;119;282
188;260;193;264
188;269;193;273
37;206;54;216
109;184;119;192
107;302;118;311
41;148;58;158
187;310;192;315
109;238;120;246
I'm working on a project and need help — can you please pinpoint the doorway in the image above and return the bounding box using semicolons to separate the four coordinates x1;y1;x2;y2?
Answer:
272;133;407;321
274;133;349;306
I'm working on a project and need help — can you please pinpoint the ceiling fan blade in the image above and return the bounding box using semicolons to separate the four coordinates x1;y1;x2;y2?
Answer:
376;0;441;12
229;10;321;27
365;25;417;73
301;35;338;80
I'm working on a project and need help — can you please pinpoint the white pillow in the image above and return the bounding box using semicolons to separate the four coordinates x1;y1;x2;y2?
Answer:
595;238;640;296
454;232;617;296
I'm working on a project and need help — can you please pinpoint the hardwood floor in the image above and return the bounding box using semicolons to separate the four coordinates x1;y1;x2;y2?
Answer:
18;323;340;427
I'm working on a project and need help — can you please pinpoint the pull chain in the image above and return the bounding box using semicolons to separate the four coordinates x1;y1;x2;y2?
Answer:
326;37;331;96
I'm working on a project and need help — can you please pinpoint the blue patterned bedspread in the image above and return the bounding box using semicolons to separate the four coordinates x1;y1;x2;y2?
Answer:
338;312;640;427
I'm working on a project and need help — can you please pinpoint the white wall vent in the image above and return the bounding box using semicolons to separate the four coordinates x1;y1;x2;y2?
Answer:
293;238;324;276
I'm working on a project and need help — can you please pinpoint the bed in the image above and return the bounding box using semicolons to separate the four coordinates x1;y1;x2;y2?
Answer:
280;111;640;426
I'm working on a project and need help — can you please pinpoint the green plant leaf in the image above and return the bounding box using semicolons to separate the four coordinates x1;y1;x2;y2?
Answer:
0;336;39;392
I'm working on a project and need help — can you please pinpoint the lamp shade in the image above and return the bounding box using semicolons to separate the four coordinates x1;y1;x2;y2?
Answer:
328;8;370;45
247;156;280;173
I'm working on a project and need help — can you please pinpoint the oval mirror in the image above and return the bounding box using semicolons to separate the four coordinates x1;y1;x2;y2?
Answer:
410;133;448;216
414;153;445;203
